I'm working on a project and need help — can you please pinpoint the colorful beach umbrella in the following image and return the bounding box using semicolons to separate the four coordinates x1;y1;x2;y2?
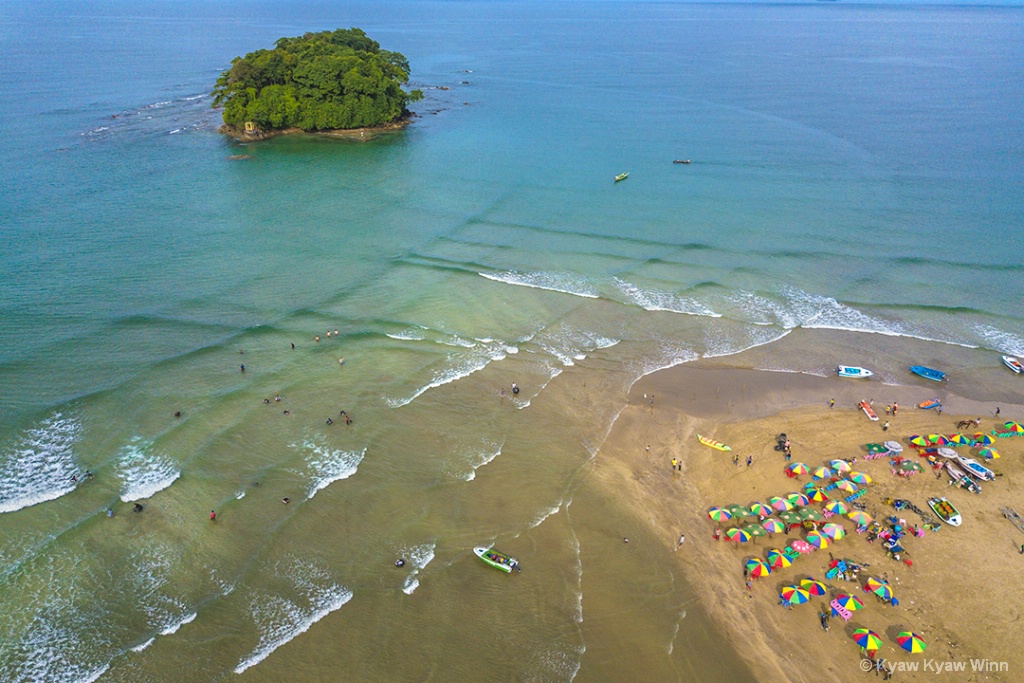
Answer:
978;447;1000;460
927;434;951;446
767;548;792;569
974;433;995;446
897;632;928;653
830;459;852;473
824;500;849;515
834;593;864;612
853;629;884;652
864;577;894;601
786;462;810;475
745;558;772;578
834;480;858;493
708;507;732;522
800;578;827;596
762;518;786;533
812;466;833;480
821;522;846;540
749;502;773;517
1004;421;1024;434
805;530;829;549
780;586;810;605
786;492;810;507
789;540;813;554
806;487;829;503
848;471;872;485
909;435;929;447
847;510;873;525
769;496;795;512
799;507;822;521
947;433;972;446
725;528;751;542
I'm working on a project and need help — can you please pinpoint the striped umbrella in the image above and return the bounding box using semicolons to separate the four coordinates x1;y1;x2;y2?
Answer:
812;466;833;480
708;507;732;522
786;462;810;475
800;578;827;596
927;434;950;446
848;510;873;525
853;629;884;652
745;558;772;578
848;471;872;485
806;487;829;503
834;593;864;612
799;508;822;521
947;433;972;446
909;435;929;447
974;433;995;445
834;480;858;493
1004;422;1024;434
824;500;849;515
830;459;852;473
870;581;894;601
786;492;810;507
749;502;773;517
978;447;1000;460
780;586;811;605
767;548;792;569
762;518;786;533
897;632;928;653
806;530;829;548
770;496;795;512
821;522;846;540
725;528;751;543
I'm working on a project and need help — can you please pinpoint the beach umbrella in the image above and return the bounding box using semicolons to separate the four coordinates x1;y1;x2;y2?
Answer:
777;510;801;524
864;577;894;601
909;435;929;447
900;460;924;472
780;586;810;605
798;508;822;521
936;447;958;459
762;518;786;533
973;433;995;446
800;578;827;596
947;433;972;446
725;528;751;543
821;522;846;540
708;507;732;522
767;549;792;569
834;480;858;493
789;540;814;554
727;504;752;518
1004;422;1024;434
978;447;1000;460
742;524;767;537
806;487;829;503
770;496;795;512
853;629;884;652
785;462;810;475
830;459;852;473
848;510;873;525
786;492;810;507
834;593;864;612
745;558;772;578
927;434;950;446
897;632;928;653
824;500;849;515
749;502;773;517
884;440;903;453
805;530;829;549
848;472;872;485
812;466;833;480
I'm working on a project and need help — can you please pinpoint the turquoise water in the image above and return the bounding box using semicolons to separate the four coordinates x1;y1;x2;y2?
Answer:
1;1;1023;680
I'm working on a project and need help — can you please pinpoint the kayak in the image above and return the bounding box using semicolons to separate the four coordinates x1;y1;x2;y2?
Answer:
858;401;879;421
836;366;873;379
697;434;731;451
910;366;946;382
928;497;962;526
917;398;942;410
473;546;520;573
614;171;629;182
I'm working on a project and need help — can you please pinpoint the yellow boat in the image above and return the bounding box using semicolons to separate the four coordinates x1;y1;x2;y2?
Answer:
697;434;731;451
614;171;629;182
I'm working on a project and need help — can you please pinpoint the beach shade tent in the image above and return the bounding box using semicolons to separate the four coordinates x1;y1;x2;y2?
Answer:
800;578;827;596
745;558;772;578
947;433;972;446
834;480;858;493
927;434;951;446
749;502;773;518
830;459;853;473
978;447;1001;460
727;504;753;519
708;507;733;522
777;510;802;525
789;540;814;554
834;593;865;612
821;522;846;540
769;496;795;512
762;518;786;534
897;632;928;653
852;629;884;653
805;530;829;549
767;549;793;569
812;466;833;480
909;435;929;447
824;501;850;516
785;462;810;476
798;508;823;522
786;492;811;507
848;472;872;485
936;447;958;459
806;488;829;503
742;524;767;538
1004;422;1024;434
900;460;924;473
780;586;811;605
725;528;752;543
883;441;903;453
973;433;995;446
847;510;873;525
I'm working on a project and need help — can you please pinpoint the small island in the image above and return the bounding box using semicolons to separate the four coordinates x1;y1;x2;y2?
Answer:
212;28;423;140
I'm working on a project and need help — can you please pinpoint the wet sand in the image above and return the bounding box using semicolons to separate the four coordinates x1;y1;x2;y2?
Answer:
595;359;1024;682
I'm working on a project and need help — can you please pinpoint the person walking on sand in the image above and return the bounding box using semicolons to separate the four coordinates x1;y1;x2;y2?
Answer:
746;455;753;467
829;398;835;409
892;403;898;416
882;421;889;431
671;458;678;471
732;453;739;466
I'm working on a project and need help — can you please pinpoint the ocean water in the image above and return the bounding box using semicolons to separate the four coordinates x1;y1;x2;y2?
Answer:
1;0;1023;680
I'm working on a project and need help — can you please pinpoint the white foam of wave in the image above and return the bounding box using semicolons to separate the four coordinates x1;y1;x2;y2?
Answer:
514;363;563;410
0;412;83;514
130;637;156;653
234;563;353;674
385;340;518;408
454;440;503;481
972;323;1024;356
181;94;206;101
479;270;600;299
159;610;196;636
236;491;246;500
168;128;182;134
386;328;426;341
291;437;365;499
528;503;561;529
401;543;436;595
535;327;620;368
702;326;791;360
127;542;198;647
614;278;721;317
117;437;181;502
439;333;477;348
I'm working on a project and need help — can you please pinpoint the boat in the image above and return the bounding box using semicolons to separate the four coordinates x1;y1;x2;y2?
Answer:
944;462;982;494
858;401;879;421
614;172;629;182
917;398;942;410
927;497;962;526
1003;356;1023;374
697;434;731;451
955;455;994;481
473;546;520;573
910;366;946;382
673;159;691;164
836;366;873;379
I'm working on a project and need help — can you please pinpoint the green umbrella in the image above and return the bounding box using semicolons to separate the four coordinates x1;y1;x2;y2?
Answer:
799;508;822;521
743;524;767;537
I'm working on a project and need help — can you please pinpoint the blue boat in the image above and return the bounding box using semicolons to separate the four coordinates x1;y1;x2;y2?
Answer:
910;365;946;382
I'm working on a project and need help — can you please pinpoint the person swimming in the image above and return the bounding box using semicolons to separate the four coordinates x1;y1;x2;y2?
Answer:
511;382;520;395
281;497;290;504
395;558;405;567
133;503;144;513
326;418;333;425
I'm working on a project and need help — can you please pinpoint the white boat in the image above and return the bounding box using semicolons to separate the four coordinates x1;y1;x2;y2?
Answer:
955;455;994;481
837;366;873;379
928;497;962;526
1003;356;1023;374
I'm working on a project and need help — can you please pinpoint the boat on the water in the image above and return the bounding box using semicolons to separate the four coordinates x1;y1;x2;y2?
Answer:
955;456;994;481
910;366;946;382
473;547;520;573
697;434;731;451
837;366;873;379
858;401;879;421
928;497;962;526
917;398;942;410
673;159;691;164
614;172;629;182
1003;356;1023;374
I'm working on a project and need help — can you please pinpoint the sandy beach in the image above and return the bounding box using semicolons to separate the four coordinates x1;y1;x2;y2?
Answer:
596;360;1024;683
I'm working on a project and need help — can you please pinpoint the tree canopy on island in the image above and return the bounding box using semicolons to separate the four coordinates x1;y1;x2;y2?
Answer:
212;28;423;132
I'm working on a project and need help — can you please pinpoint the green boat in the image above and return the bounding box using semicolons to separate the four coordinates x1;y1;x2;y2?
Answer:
614;171;629;182
473;546;520;573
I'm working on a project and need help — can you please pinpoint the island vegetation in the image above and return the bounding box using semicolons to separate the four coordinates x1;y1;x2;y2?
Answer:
212;28;423;137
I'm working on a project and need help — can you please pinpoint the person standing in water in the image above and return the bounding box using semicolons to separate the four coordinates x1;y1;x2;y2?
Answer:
210;510;216;521
511;382;519;395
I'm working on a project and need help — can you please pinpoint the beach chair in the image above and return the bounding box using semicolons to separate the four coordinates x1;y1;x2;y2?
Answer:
829;599;853;621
